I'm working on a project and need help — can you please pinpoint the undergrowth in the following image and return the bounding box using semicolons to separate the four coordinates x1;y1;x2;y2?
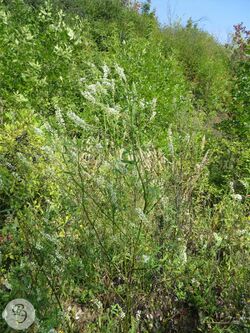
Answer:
0;1;249;332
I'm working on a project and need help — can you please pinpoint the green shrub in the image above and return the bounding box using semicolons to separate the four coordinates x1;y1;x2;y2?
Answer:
0;1;249;332
163;22;231;113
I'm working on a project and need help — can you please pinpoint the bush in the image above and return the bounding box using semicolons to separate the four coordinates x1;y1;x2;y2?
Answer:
163;21;231;113
0;1;249;332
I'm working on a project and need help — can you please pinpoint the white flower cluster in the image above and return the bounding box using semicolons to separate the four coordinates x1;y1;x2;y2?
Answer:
139;99;146;109
41;145;53;155
81;90;96;103
229;181;243;201
136;310;142;321
87;84;98;94
92;298;103;310
120;310;126;319
150;97;157;121
135;207;147;222
111;304;126;320
168;126;174;156
80;63;128;123
115;63;126;82
179;243;187;263
231;193;243;201
67;111;87;129
102;78;115;96
201;135;206;151
34;127;43;136
16;152;29;166
102;63;110;79
139;97;158;122
142;255;150;263
55;107;65;127
107;183;117;206
105;105;121;118
81;81;108;104
151;97;157;111
66;27;75;40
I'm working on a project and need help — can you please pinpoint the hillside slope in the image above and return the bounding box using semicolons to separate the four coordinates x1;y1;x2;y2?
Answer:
0;1;249;332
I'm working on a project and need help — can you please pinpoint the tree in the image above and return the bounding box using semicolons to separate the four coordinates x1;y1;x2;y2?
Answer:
141;0;151;14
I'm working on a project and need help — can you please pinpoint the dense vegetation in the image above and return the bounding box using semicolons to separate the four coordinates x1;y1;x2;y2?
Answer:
0;1;249;332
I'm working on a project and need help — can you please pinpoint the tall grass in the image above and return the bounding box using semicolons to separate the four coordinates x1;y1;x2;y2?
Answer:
0;1;249;332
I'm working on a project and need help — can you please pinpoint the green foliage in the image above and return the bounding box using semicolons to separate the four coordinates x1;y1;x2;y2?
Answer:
53;0;125;20
163;22;231;113
214;24;250;194
226;23;250;140
0;1;249;332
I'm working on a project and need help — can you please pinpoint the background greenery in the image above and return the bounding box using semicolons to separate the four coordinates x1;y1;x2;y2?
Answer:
0;1;249;332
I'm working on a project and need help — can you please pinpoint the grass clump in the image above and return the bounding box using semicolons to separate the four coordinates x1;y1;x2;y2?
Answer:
0;1;249;332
